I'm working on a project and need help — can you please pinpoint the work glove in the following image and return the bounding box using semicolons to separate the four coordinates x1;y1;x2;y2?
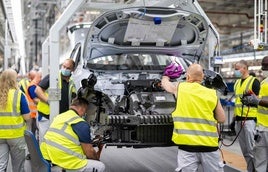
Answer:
241;94;260;106
163;62;183;79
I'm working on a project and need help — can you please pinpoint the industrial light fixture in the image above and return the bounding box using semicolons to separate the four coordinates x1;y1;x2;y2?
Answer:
11;0;25;57
222;50;268;63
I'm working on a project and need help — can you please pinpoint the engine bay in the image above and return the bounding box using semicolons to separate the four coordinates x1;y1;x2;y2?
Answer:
79;69;228;147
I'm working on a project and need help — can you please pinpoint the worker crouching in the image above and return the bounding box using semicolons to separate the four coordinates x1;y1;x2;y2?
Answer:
40;89;105;172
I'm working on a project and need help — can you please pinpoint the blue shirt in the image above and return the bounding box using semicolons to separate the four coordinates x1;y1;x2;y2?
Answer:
21;93;30;115
28;85;37;99
72;121;91;143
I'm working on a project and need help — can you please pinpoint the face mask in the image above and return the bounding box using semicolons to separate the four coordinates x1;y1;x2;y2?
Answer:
263;71;268;78
234;70;242;78
61;69;71;77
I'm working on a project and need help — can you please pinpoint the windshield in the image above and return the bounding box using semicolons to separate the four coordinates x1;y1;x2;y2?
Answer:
86;54;191;71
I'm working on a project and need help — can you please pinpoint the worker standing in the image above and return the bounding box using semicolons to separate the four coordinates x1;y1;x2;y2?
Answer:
161;63;225;172
241;56;268;172
25;70;42;138
0;69;31;172
233;60;260;172
35;59;77;142
19;70;37;93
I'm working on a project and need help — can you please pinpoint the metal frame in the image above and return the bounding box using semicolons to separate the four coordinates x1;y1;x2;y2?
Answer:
48;0;87;122
254;0;268;49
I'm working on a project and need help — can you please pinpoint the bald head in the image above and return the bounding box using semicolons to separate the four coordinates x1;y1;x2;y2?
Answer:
186;64;204;83
32;71;42;84
28;70;37;81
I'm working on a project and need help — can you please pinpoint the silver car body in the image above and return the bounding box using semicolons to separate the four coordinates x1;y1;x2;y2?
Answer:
70;3;224;147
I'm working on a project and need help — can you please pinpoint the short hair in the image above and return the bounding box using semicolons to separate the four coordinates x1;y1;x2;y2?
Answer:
65;58;75;69
262;56;268;65
70;97;89;107
239;60;248;69
262;56;268;70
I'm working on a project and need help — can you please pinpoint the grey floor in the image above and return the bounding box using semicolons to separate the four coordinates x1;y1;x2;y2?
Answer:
6;140;243;172
100;146;178;172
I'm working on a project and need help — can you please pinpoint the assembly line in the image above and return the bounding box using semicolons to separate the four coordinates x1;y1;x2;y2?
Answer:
1;0;268;172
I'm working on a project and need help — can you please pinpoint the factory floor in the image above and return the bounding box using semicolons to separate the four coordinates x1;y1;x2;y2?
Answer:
221;136;247;171
7;104;248;172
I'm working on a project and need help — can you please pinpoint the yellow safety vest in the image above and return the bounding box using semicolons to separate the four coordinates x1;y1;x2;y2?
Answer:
40;110;87;169
257;78;268;127
0;89;26;138
19;78;29;93
171;82;219;147
37;73;76;115
234;76;257;117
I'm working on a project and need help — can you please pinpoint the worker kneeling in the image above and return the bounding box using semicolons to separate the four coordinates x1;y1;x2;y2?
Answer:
40;89;105;172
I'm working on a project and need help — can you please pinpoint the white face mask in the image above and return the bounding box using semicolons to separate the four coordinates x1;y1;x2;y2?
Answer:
263;71;268;78
61;68;71;77
234;70;242;78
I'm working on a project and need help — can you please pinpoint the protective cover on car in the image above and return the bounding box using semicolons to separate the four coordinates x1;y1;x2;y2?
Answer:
84;6;209;62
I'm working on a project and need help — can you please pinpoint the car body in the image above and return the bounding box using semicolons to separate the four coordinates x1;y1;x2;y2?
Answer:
70;4;227;147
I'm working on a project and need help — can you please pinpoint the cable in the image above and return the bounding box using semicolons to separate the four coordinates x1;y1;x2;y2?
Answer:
218;105;250;166
218;147;226;165
218;105;250;147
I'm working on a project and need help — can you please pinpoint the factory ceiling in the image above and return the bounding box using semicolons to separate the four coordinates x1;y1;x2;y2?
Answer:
199;0;254;35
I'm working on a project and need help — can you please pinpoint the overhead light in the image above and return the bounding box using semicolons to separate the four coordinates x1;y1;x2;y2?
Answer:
249;66;261;70
27;2;31;8
223;55;263;63
11;0;25;57
222;51;268;63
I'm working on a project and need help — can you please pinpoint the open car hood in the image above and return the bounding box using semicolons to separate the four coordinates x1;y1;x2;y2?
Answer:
71;6;228;148
84;6;209;62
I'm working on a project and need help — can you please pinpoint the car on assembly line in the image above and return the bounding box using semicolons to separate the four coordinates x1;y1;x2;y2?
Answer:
70;4;228;147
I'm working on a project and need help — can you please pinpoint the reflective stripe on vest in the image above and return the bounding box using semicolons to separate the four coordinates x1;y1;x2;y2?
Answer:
44;139;85;159
257;78;268;127
173;117;218;138
171;82;218;147
19;78;29;93
234;76;257;117
37;73;76;115
40;110;87;169
0;89;26;138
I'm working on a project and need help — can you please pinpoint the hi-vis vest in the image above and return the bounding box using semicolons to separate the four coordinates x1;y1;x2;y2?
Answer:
25;82;38;118
19;78;29;93
257;78;268;127
0;89;26;138
171;82;219;147
40;110;87;169
37;73;76;115
234;75;257;117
